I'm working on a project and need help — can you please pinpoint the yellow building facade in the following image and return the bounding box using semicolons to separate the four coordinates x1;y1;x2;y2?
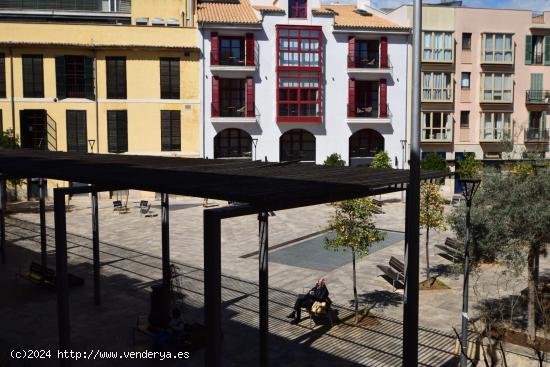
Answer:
0;0;200;196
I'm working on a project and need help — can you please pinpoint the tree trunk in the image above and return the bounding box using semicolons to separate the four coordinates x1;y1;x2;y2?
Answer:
527;245;538;341
353;250;358;325
425;227;431;284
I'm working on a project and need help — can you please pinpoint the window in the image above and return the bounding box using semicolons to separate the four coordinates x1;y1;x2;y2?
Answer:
161;110;181;151
462;33;471;50
0;53;5;98
160;58;180;99
106;57;127;99
349;129;384;158
107;110;128;153
461;72;470;89
355;40;380;68
526;35;550;65
481;112;512;141
55;55;95;100
533;35;544;65
0;109;3;131
481;73;513;102
289;0;307;18
219;37;244;65
422;31;453;62
219;79;246;117
277;27;322;122
422;72;453;101
483;33;513;63
214;128;252;159
280;129;315;162
66;110;87;152
421;111;452;141
460;111;470;128
22;55;44;98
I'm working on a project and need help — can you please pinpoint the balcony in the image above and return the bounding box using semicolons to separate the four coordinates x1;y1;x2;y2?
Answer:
347;104;392;124
210;40;259;77
211;103;257;123
526;90;550;105
347;55;392;79
479;128;513;143
525;128;550;143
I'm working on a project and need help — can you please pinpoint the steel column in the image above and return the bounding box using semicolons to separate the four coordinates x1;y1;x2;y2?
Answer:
54;189;70;366
39;178;47;271
258;212;269;367
204;209;222;367
0;175;6;264
91;191;100;306
161;193;170;288
403;0;422;365
460;204;472;367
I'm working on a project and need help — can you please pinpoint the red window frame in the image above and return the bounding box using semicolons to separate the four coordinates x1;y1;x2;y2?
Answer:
276;25;323;123
289;0;307;19
219;36;245;66
219;79;246;117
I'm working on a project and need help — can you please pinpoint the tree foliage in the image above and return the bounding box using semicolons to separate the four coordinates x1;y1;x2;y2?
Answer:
0;129;19;149
323;153;346;167
370;151;391;169
456;152;483;179
421;153;449;172
420;183;447;282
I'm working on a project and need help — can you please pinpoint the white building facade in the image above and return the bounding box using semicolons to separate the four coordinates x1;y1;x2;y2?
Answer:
198;0;410;166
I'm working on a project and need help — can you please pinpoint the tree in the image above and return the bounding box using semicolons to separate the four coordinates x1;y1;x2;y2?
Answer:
370;151;391;169
324;153;346;167
324;198;385;325
419;182;447;284
421;153;449;172
0;129;19;149
456;152;483;179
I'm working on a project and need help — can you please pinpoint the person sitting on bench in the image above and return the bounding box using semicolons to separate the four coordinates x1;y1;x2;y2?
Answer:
287;278;329;324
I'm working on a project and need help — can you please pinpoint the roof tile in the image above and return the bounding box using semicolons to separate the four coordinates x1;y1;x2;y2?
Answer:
198;0;260;25
314;5;409;30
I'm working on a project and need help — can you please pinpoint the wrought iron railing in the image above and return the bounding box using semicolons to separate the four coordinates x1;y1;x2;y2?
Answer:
347;54;392;70
526;90;550;104
524;128;550;143
347;103;391;119
212;102;257;118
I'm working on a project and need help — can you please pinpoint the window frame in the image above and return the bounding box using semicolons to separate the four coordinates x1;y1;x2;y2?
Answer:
160;57;180;100
160;110;181;152
276;25;323;123
421;111;453;142
66;110;88;152
289;0;307;19
461;72;471;90
532;35;544;65
219;36;245;66
22;54;44;98
219;79;246;117
65;55;86;98
482;33;514;64
106;56;127;99
460;111;470;129
480;111;512;142
462;33;472;50
279;129;316;162
422;31;454;63
481;73;513;103
214;128;252;159
421;71;453;102
0;53;5;98
107;110;128;153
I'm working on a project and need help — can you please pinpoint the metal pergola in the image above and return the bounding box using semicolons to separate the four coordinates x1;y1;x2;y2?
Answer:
0;149;450;367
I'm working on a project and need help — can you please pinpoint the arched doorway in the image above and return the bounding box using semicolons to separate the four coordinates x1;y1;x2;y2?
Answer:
349;129;384;166
279;129;316;162
214;128;252;159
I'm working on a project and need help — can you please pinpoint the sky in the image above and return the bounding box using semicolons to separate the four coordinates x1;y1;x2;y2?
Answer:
341;0;550;12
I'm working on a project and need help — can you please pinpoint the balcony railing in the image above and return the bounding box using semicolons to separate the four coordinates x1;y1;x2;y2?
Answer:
0;0;131;12
211;102;257;120
526;90;550;104
525;128;550;143
479;128;512;142
347;104;391;119
347;55;391;70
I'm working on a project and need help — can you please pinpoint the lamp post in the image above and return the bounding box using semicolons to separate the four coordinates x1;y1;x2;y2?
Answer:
459;178;481;367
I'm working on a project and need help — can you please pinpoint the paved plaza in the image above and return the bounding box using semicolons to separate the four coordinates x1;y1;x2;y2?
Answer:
0;193;545;366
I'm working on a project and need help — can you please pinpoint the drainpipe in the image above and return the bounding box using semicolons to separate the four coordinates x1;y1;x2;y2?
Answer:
94;49;99;153
201;26;206;158
9;48;15;135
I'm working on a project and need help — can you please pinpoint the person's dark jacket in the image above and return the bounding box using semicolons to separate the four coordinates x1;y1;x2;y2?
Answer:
309;285;329;302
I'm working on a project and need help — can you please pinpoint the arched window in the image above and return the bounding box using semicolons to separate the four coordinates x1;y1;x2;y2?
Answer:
349;129;384;166
280;129;316;162
214;128;252;159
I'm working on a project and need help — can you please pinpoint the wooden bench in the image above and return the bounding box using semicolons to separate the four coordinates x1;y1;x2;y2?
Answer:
435;237;464;263
372;199;384;214
306;297;335;328
17;262;84;289
377;256;405;291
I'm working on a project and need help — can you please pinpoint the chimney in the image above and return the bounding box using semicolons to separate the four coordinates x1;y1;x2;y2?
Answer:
356;0;371;10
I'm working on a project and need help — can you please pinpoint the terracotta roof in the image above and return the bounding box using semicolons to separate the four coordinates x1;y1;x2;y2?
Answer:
313;5;409;30
198;0;260;25
253;5;285;13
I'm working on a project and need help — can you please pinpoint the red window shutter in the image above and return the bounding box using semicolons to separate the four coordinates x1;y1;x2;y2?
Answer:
379;79;388;117
212;76;220;117
380;37;388;68
348;36;356;68
348;78;356;117
211;32;219;65
245;33;255;67
246;77;254;117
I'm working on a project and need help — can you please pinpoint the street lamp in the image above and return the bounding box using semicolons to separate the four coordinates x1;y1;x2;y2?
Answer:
459;178;481;367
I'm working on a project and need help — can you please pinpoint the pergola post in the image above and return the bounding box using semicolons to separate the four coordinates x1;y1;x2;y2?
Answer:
39;178;47;272
258;211;269;367
161;193;170;288
91;190;100;306
204;209;222;367
54;188;71;366
0;175;6;264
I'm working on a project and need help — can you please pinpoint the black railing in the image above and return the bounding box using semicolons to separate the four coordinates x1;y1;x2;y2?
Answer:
526;90;550;104
348;54;391;69
524;128;550;142
212;103;257;118
347;103;391;118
